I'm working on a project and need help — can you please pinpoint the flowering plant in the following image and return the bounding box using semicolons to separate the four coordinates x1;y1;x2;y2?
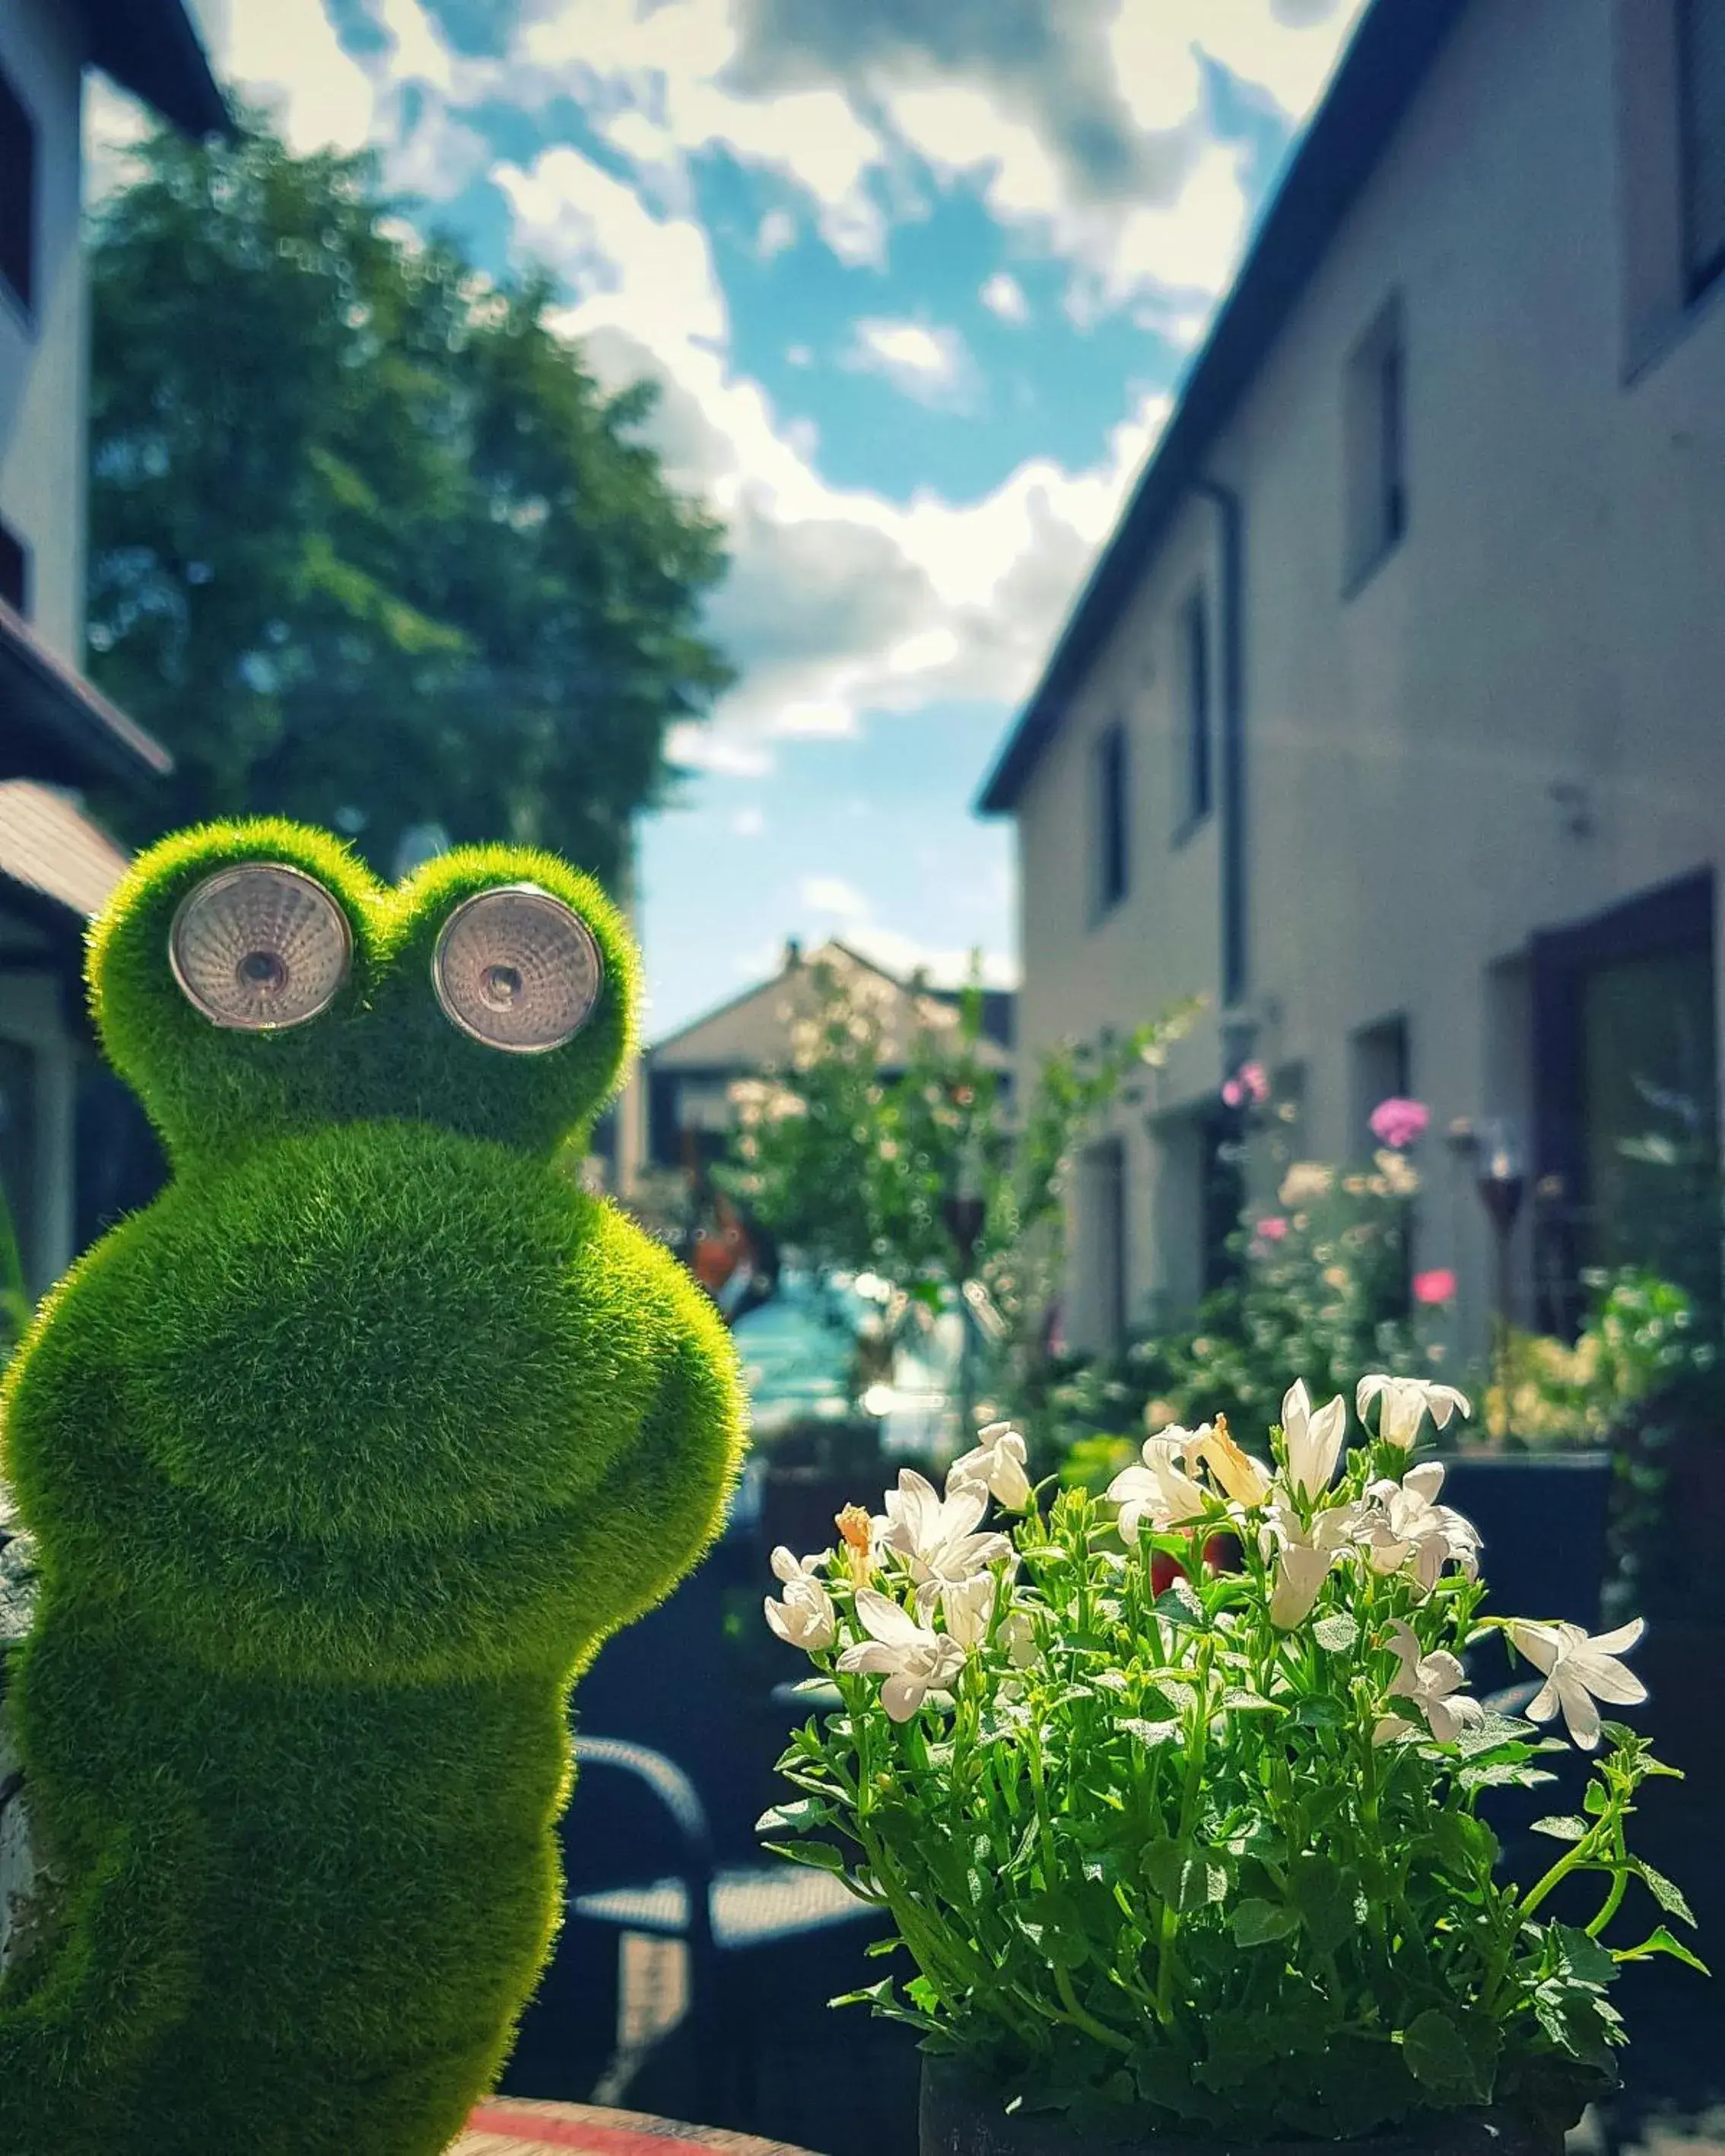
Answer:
761;1389;1703;2142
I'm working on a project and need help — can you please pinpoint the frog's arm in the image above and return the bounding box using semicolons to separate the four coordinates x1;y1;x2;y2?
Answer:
565;1249;748;1655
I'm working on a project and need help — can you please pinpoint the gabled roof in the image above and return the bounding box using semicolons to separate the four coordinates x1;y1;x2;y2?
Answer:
0;599;173;789
977;0;1469;814
0;781;131;919
86;0;231;139
650;939;1012;1075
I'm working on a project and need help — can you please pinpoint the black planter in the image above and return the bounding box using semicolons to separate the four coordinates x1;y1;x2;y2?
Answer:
919;2058;1564;2156
1439;1452;1612;1691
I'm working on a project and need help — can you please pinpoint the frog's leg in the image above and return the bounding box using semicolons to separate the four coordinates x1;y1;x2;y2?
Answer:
0;1795;199;2156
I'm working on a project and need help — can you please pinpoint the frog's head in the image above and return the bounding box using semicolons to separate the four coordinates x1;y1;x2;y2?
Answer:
88;819;640;1165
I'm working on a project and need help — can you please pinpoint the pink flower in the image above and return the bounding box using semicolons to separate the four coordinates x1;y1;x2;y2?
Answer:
1369;1096;1429;1149
1222;1060;1269;1110
1256;1216;1289;1242
1413;1269;1457;1307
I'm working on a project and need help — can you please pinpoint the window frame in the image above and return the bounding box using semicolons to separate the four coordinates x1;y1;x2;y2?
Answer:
0;60;37;322
1090;719;1131;922
1342;295;1408;595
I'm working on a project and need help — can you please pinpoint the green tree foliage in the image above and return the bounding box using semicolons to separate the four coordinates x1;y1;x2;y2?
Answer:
717;951;1195;1424
86;115;732;887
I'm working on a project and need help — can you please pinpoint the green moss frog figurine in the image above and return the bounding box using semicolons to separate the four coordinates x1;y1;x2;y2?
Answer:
0;820;746;2155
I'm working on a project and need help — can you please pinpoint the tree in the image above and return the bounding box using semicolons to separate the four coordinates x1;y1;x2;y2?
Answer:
717;951;1196;1428
86;114;732;887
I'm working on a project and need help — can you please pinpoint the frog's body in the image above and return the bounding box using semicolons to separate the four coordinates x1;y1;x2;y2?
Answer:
0;824;745;2156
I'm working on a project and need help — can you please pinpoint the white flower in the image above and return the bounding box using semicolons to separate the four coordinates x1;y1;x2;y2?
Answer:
837;1589;967;1721
1269;1542;1332;1630
1107;1431;1210;1540
1358;1462;1482;1591
1264;1497;1359;1629
1190;1418;1274;1509
1356;1374;1472;1450
1511;1618;1647;1751
1374;1621;1485;1745
940;1571;997;1650
948;1422;1032;1512
878;1469;1011;1610
764;1547;837;1653
1000;1608;1040;1669
1281;1381;1347;1503
1279;1161;1333;1206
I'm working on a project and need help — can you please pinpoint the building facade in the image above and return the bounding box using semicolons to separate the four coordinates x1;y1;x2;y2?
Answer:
982;0;1725;1359
0;0;225;1300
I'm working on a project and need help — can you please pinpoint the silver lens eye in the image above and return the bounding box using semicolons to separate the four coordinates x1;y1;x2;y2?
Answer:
168;864;352;1031
432;885;602;1053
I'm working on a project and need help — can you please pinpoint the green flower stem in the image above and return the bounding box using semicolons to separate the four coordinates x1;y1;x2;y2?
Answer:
1153;1630;1217;2024
1053;1963;1135;2054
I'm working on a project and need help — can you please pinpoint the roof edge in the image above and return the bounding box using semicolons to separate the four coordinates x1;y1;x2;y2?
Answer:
977;0;1469;816
87;0;233;139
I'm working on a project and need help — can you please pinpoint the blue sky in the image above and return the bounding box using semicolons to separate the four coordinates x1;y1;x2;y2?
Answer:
102;0;1369;1037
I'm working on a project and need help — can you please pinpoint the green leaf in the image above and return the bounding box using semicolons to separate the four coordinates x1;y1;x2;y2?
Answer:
1551;1923;1619;1991
755;1799;831;1834
1144;1838;1228;1915
1290;1856;1354;1955
1616;1926;1709;1975
761;1839;850;1876
1220;1688;1282;1713
1634;1859;1696;1926
1402;2008;1493;2102
1584;1780;1608;1815
1232;1897;1298;1947
1120;1717;1183;1747
1458;1760;1557;1793
1530;1815;1591;1843
1313;1611;1359;1653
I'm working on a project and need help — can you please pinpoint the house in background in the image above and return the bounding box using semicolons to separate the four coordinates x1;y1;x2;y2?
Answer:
646;939;1015;1180
1;0;227;1297
981;0;1725;1359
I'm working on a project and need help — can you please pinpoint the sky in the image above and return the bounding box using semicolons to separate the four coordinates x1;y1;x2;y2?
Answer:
95;0;1371;1039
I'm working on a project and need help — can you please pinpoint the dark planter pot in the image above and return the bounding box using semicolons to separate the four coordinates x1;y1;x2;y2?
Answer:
919;2059;1564;2156
1439;1453;1612;1691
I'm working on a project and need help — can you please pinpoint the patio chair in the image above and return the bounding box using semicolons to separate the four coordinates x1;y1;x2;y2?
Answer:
544;1733;882;2131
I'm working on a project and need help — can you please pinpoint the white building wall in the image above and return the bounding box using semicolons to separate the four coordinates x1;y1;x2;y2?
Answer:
1013;0;1725;1357
0;0;87;661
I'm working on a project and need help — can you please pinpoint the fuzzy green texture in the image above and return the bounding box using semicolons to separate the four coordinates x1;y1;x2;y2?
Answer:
0;820;745;2155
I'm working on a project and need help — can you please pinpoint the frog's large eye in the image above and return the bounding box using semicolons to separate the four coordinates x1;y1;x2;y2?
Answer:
169;864;352;1031
431;884;603;1053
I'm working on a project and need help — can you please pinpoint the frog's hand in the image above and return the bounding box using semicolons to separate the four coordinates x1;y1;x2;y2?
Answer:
578;1281;748;1643
0;1793;199;2151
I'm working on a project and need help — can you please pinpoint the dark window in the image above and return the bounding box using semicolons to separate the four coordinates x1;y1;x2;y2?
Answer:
1092;722;1129;916
1679;0;1725;299
1345;297;1406;587
0;520;29;614
1352;1014;1411;1151
0;63;35;316
1178;588;1212;832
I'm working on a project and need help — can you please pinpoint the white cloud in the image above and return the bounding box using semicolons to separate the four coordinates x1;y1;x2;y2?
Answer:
731;805;767;837
218;0;376;154
802;875;871;918
980;271;1030;323
843;926;1019;992
666;722;774;778
757;207;798;259
843;318;976;408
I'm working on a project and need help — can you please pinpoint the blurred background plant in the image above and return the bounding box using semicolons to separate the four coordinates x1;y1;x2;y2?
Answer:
713;952;1197;1450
